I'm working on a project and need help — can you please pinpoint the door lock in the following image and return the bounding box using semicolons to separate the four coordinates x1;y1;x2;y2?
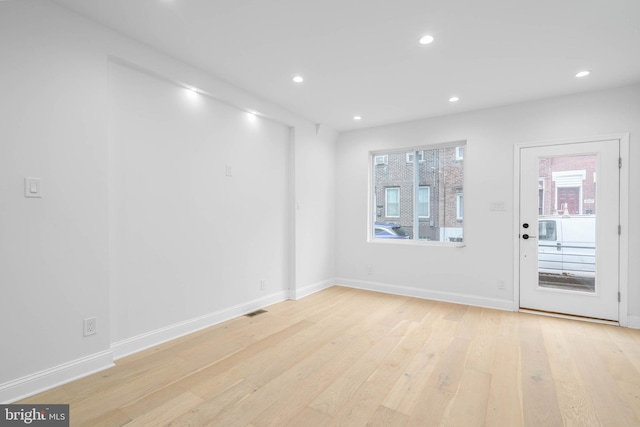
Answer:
522;234;537;240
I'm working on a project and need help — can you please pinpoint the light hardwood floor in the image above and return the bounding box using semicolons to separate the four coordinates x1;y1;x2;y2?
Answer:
20;286;640;426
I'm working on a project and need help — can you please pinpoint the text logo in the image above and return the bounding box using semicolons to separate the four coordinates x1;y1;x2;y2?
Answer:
1;405;69;426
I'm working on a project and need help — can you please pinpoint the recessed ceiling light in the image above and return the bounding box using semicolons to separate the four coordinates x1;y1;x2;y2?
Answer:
419;35;434;45
293;75;304;83
449;96;459;102
353;116;362;120
575;70;590;78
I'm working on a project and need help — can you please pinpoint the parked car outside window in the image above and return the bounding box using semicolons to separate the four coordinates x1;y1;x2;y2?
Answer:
374;221;410;239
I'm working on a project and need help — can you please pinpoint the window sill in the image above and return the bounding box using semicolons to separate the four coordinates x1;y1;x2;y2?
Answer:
368;238;465;248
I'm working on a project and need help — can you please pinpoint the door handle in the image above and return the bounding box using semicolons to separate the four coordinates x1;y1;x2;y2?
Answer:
522;234;537;240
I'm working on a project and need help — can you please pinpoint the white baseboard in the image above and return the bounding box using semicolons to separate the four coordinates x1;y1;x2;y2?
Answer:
627;315;640;329
291;279;335;300
336;278;514;312
111;290;289;360
0;350;114;404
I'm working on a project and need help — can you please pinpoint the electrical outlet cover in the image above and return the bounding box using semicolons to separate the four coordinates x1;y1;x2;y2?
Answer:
83;318;97;336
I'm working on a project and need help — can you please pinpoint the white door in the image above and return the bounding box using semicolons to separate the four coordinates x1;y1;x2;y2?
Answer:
519;140;620;321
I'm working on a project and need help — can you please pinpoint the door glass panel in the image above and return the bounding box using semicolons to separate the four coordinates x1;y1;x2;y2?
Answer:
537;154;596;293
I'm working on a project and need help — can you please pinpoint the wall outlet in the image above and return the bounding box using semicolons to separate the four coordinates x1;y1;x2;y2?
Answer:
366;265;374;275
225;164;233;177
497;280;505;290
260;279;266;290
83;317;97;336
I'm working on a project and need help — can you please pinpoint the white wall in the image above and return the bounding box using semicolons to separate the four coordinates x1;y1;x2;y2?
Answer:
109;62;291;345
0;0;336;402
0;0;112;391
293;124;337;298
336;84;640;316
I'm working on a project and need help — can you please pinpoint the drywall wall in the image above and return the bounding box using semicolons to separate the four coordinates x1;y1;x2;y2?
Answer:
0;0;112;391
108;62;291;344
336;84;640;316
0;0;336;402
293;124;337;298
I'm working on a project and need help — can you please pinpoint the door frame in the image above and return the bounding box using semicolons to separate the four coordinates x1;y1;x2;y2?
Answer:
513;133;630;326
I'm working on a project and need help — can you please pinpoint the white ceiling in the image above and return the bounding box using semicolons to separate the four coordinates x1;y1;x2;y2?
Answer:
53;0;640;132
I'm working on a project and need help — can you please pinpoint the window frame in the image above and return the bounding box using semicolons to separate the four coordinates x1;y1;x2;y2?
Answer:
370;142;466;246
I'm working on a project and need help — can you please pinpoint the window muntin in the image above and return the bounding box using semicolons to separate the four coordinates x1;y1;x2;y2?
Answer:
372;144;465;243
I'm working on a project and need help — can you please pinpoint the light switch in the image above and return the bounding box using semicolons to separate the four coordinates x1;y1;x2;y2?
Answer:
25;177;42;198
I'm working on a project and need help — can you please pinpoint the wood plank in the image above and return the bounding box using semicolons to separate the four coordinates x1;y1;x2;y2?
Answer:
464;310;498;374
328;321;431;425
366;405;409;427
167;379;259;426
248;334;375;427
617;380;640;422
554;380;602;427
405;336;471;426
81;409;132;427
121;391;203;426
308;322;412;416
518;314;564;426
444;368;491;426
16;287;640;427
484;341;523;427
567;331;640;425
382;315;459;415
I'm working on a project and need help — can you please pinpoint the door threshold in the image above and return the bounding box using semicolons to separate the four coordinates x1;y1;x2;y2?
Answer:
519;308;619;326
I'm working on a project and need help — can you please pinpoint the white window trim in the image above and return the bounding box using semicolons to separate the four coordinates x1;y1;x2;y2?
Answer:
456;193;464;220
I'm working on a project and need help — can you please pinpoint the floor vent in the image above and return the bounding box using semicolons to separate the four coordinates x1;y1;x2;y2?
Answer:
245;309;267;317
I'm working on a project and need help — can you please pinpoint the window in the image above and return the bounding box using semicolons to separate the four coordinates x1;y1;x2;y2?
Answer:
406;151;425;163
374;155;388;165
539;220;557;241
418;186;430;218
456;192;464;220
455;146;464;160
372;143;465;243
385;187;400;218
538;178;544;215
